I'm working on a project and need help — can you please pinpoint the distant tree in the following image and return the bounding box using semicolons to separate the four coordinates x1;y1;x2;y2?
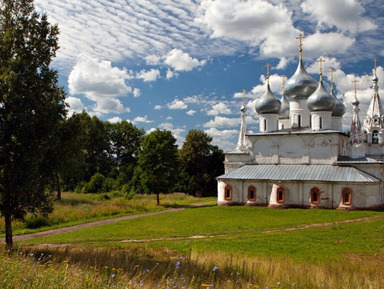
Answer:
0;0;66;248
179;130;224;196
136;129;179;205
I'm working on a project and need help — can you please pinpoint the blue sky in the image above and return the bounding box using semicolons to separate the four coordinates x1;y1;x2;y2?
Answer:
34;0;384;151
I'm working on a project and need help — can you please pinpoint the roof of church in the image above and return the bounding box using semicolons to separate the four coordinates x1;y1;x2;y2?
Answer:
247;128;348;136
217;164;380;183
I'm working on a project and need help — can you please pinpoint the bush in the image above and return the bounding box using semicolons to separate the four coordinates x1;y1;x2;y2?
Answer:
82;173;105;193
24;214;50;229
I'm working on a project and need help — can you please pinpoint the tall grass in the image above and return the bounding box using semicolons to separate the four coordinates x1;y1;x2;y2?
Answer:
2;245;383;288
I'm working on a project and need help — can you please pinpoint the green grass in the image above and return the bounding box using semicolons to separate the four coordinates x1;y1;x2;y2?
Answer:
0;192;214;236
23;206;383;262
4;203;384;288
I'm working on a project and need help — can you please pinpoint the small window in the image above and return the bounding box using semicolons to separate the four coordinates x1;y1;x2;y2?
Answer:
319;117;323;129
298;115;302;128
373;130;379;144
342;188;352;205
276;187;285;203
224;185;232;200
310;187;320;204
248;186;256;201
263;119;267;131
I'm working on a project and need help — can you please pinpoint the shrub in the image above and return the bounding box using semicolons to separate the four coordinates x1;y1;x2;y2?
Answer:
24;214;50;229
82;173;105;193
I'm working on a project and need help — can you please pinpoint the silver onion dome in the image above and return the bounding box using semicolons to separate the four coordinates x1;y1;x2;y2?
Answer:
279;93;290;119
284;59;318;100
307;80;335;111
255;83;281;114
331;88;345;117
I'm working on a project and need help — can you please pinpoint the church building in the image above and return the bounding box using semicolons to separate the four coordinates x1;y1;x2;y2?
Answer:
217;35;384;210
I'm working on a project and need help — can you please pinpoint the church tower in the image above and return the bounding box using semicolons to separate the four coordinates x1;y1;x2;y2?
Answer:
362;59;384;145
235;90;248;152
278;76;290;130
284;34;318;129
350;80;366;158
307;58;335;130
329;69;346;131
255;64;281;132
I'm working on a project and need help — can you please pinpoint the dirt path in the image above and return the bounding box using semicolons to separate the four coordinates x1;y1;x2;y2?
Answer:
0;201;216;243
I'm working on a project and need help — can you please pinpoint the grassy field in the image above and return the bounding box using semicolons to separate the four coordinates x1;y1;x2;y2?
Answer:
2;194;384;288
0;192;213;235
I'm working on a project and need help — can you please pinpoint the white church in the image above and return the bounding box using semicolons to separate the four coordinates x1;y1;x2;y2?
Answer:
217;35;384;210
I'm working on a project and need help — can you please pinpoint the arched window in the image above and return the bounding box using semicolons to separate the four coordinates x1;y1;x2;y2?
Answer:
263;119;267;131
342;188;352;205
276;187;285;203
224;185;232;200
298;115;302;128
248;186;256;201
319;117;323;129
372;130;379;144
310;187;320;204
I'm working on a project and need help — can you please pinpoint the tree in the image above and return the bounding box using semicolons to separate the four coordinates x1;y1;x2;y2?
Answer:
0;0;66;248
136;129;179;205
179;130;224;196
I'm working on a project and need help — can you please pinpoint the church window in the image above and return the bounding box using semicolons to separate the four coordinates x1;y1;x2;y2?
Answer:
276;187;285;203
248;186;256;201
263;119;267;131
363;130;367;143
298;115;302;128
342;188;352;205
310;187;320;204
224;185;232;200
372;130;379;144
319;117;323;129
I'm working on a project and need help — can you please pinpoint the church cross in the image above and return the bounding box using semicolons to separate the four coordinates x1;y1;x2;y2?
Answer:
241;89;246;107
352;79;359;99
317;58;325;81
373;59;378;77
296;33;306;59
265;63;271;83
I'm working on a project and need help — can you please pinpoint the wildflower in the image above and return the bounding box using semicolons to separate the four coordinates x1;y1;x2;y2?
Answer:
175;261;181;269
145;269;150;273
277;282;281;285
111;274;116;278
23;279;28;282
212;266;218;271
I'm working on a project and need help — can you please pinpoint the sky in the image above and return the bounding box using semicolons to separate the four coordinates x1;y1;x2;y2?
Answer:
34;0;384;152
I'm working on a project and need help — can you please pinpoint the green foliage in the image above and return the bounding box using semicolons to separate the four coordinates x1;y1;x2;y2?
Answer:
136;129;180;204
179;130;224;196
0;0;67;247
82;173;106;193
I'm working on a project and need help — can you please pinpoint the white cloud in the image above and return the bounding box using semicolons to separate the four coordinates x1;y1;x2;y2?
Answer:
133;88;141;98
301;0;377;33
166;68;178;79
207;102;232;116
132;116;153;124
167;99;188;110
164;49;206;71
187;110;196;116
158;122;186;146
93;98;129;115
136;69;161;82
68;54;132;98
145;54;161;65
204;116;239;128
66;96;84;116
154;105;162;110
108;116;122;123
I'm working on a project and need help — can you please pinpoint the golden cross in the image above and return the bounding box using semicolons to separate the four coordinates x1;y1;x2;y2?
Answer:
373;59;378;76
317;58;325;81
264;63;271;78
296;33;305;59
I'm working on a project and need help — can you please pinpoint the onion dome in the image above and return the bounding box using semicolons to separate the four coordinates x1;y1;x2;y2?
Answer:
279;93;290;119
331;87;345;117
255;83;281;114
284;59;318;100
307;80;335;111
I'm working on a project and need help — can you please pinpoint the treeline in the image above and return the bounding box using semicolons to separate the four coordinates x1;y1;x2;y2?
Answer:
54;111;224;200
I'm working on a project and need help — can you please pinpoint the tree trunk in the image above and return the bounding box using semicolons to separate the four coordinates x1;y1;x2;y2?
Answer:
156;192;160;206
56;171;61;200
4;209;13;250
